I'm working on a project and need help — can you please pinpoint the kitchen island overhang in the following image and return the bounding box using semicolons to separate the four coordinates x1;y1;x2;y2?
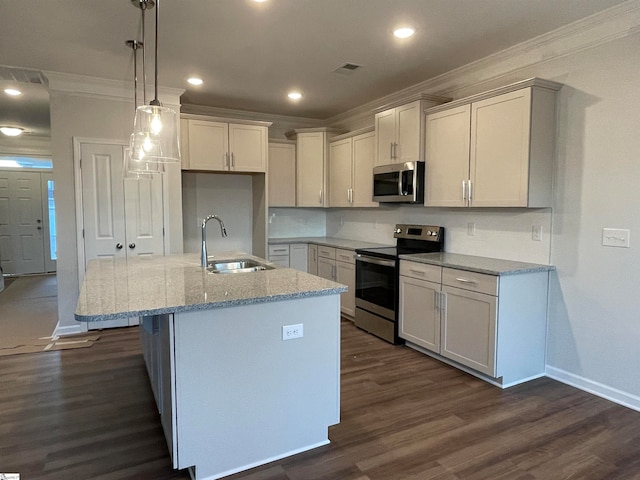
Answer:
75;252;345;480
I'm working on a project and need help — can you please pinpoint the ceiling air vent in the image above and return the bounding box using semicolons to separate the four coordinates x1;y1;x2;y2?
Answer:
332;63;363;76
0;66;48;86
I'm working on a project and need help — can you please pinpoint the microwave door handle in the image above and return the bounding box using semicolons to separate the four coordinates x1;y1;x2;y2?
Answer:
398;172;404;196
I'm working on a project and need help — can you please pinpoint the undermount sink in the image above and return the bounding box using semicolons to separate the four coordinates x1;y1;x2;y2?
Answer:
206;259;275;274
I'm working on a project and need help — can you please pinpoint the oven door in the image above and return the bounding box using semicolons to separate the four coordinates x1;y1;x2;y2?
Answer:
355;254;396;321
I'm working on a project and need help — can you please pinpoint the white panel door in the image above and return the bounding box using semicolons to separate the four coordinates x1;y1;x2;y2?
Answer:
0;171;45;275
124;175;164;257
81;143;127;263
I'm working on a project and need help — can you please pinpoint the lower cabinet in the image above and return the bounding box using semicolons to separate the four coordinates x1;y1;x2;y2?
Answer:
308;244;318;275
268;244;290;267
316;246;355;318
399;260;549;387
268;243;308;271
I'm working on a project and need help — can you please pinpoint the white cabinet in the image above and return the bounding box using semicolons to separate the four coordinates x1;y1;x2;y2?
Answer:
329;129;377;208
374;95;447;166
398;262;442;352
268;244;290;267
267;243;308;271
398;259;550;387
268;140;296;207
181;117;268;173
317;245;336;281
308;244;318;275
335;249;356;318
425;79;561;207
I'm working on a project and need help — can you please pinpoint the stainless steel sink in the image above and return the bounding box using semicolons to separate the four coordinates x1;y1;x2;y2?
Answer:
207;259;275;274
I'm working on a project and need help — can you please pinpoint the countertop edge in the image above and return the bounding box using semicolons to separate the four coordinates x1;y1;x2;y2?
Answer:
399;253;556;276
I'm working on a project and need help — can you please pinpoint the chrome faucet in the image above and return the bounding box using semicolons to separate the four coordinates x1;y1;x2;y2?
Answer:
201;214;227;268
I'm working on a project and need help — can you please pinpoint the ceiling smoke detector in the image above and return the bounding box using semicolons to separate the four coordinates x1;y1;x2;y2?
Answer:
332;63;363;76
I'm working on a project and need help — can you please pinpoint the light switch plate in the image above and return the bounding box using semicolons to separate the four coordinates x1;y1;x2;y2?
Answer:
602;228;630;248
532;225;543;241
467;222;476;236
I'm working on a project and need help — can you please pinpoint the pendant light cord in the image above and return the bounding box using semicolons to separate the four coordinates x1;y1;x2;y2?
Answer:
151;0;160;106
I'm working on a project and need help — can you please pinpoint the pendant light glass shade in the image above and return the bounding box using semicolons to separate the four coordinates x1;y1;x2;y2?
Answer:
124;144;164;178
130;104;180;163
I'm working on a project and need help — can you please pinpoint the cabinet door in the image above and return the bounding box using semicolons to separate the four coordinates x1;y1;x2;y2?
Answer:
187;120;228;171
336;260;355;317
399;276;441;352
441;285;497;377
317;257;335;281
268;142;296;207
351;131;378;207
228;124;267;173
425;105;471;207
329;138;353;207
308;244;318;275
470;88;532;207
395;100;423;163
290;244;308;272
375;109;396;165
297;132;326;207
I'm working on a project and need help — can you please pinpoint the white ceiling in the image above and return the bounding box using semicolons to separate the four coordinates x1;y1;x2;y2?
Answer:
0;0;629;133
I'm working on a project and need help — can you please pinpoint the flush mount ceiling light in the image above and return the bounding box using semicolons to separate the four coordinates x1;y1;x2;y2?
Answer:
129;0;180;164
3;88;22;96
287;91;302;100
187;77;203;86
0;127;24;137
393;27;415;39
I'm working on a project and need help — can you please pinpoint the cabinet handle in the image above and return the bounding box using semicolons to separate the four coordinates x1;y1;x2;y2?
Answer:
319;190;323;204
393;142;398;159
468;180;472;201
461;180;466;201
390;142;394;159
225;152;230;168
231;152;235;168
434;290;440;312
441;292;447;313
455;277;477;284
409;269;426;276
272;248;287;253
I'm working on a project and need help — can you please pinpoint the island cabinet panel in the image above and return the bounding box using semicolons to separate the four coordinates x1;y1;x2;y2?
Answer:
148;295;340;480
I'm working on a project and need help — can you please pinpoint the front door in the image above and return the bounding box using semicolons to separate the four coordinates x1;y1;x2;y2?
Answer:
0;170;46;275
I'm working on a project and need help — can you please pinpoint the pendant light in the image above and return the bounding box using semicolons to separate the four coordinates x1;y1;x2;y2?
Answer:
125;38;163;177
129;0;180;164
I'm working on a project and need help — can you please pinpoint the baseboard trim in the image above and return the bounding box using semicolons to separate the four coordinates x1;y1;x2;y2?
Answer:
53;323;87;337
546;366;640;412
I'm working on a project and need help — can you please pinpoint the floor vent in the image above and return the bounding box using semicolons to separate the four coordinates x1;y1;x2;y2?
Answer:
332;63;363;75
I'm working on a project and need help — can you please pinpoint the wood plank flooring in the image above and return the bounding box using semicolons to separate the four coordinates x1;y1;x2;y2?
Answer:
1;319;639;479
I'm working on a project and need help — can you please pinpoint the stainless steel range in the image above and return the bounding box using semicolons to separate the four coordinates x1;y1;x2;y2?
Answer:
354;224;444;344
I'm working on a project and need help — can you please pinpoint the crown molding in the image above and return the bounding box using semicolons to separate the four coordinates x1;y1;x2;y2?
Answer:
44;71;184;106
326;0;640;126
181;103;323;129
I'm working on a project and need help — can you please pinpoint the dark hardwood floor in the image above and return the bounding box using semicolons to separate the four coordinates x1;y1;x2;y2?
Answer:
1;319;639;480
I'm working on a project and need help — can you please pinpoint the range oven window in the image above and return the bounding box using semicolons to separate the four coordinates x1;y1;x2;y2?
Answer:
355;256;396;313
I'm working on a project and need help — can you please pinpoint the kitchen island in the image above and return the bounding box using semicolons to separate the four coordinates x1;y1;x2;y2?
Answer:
75;252;346;480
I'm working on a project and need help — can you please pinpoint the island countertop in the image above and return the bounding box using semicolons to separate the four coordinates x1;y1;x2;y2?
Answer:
75;252;346;322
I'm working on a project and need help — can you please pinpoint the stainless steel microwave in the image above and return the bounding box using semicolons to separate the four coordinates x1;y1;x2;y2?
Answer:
372;161;425;203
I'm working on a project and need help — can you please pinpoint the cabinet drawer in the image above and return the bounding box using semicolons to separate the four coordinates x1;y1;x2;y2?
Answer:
442;268;498;296
335;248;355;264
400;261;442;283
317;246;336;259
269;255;290;268
268;244;290;256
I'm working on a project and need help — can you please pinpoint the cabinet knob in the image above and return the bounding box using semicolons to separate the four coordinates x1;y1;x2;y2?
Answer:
116;243;123;250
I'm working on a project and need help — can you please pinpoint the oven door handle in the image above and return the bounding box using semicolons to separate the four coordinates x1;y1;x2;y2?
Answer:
356;254;396;268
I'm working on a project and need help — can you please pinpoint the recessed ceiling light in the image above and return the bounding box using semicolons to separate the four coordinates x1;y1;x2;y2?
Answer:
4;88;22;96
0;127;24;137
288;91;302;101
187;77;203;86
253;0;268;2
393;27;415;39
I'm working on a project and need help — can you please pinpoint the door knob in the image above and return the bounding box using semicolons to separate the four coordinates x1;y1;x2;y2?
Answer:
129;243;136;249
116;243;123;250
37;226;42;230
37;219;42;223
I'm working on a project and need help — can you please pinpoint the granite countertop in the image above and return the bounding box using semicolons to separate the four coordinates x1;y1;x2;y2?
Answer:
75;252;346;322
400;252;555;276
269;236;391;250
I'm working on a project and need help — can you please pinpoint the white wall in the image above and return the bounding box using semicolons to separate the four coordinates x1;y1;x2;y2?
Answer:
182;172;254;254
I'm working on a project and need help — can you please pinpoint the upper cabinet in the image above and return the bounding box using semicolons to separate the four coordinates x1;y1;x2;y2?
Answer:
375;94;449;166
329;129;378;208
286;127;345;208
425;78;562;208
268;140;296;207
180;116;269;173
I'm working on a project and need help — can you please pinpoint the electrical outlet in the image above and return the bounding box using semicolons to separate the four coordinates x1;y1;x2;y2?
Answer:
532;225;543;241
467;222;476;236
282;323;303;340
602;228;631;248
